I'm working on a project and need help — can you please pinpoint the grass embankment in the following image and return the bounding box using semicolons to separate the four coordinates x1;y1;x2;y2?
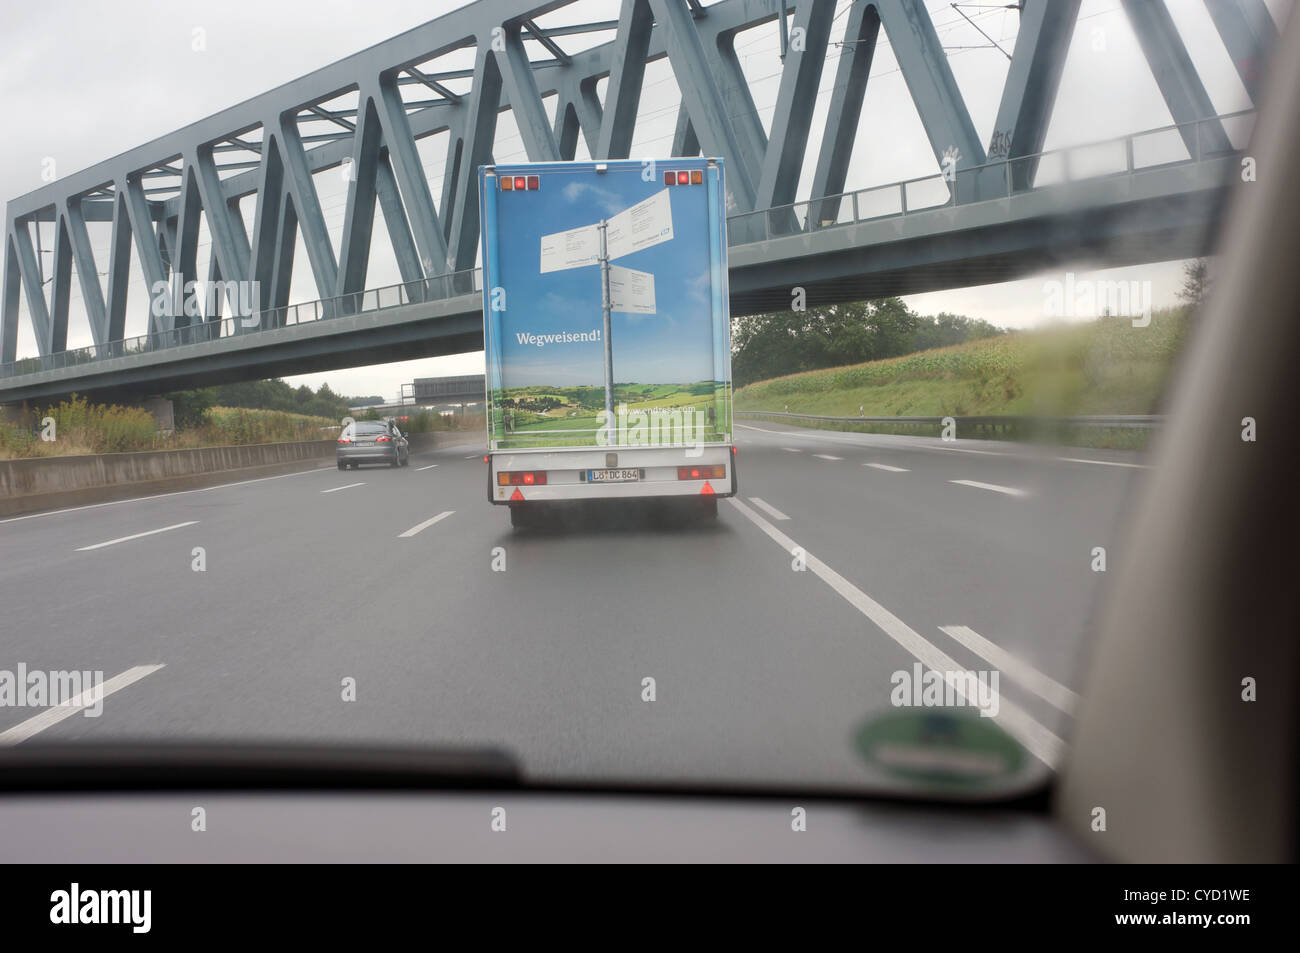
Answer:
0;398;338;460
734;309;1190;450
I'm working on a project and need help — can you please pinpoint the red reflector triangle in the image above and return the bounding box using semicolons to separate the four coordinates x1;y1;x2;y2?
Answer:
510;488;524;501
700;481;715;495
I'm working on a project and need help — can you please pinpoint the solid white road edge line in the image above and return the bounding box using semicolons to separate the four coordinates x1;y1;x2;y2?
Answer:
865;463;909;472
0;664;166;746
1055;456;1149;469
76;521;198;551
0;467;335;525
748;497;790;520
740;423;1148;469
725;497;1065;768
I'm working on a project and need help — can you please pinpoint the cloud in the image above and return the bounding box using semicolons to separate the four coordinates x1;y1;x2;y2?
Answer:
561;181;625;217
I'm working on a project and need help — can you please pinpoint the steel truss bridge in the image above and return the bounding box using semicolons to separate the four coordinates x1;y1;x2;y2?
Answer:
0;0;1278;403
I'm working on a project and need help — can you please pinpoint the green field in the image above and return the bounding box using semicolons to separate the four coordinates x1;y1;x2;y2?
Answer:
492;381;731;449
734;309;1192;449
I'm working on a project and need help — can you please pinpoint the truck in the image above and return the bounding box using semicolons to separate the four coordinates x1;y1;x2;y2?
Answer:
477;158;736;527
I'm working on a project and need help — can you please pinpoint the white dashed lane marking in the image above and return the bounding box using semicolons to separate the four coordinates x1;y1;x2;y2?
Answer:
949;479;1027;498
939;625;1079;714
725;498;1064;768
398;511;455;538
321;483;365;494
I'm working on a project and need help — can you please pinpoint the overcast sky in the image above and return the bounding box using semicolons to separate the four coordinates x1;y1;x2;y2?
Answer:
2;0;1289;399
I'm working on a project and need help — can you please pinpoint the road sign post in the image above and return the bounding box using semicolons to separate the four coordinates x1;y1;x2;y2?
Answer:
598;219;614;441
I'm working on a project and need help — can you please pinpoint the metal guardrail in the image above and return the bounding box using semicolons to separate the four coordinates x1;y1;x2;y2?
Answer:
1;111;1253;384
736;410;1162;430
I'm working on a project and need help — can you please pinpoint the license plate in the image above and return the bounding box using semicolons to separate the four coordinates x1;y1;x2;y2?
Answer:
356;440;375;446
588;468;641;483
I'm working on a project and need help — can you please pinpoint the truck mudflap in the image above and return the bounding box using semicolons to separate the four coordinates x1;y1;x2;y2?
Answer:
488;445;736;504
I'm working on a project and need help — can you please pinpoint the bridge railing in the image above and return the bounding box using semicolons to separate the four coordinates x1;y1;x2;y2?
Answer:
0;112;1253;384
727;110;1254;244
0;268;483;381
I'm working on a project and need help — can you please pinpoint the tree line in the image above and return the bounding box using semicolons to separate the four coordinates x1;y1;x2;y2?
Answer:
166;379;355;429
731;298;1004;388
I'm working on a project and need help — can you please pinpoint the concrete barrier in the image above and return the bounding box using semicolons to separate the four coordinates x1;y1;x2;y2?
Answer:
0;430;481;517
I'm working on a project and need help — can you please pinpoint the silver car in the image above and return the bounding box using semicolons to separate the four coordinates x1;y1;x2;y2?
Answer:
337;419;409;469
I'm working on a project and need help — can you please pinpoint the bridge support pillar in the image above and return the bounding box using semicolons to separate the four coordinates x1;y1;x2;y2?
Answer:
139;397;175;431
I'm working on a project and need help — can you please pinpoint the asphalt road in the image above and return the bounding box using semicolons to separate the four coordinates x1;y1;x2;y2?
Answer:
0;422;1146;795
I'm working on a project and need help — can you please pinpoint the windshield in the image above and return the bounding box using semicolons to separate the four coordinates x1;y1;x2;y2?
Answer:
0;0;1289;802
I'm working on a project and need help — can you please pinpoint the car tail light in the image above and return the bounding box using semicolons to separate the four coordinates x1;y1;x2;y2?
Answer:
376;435;391;443
501;176;513;191
527;175;539;190
691;169;703;184
497;471;547;486
514;176;526;191
677;465;725;480
337;438;352;444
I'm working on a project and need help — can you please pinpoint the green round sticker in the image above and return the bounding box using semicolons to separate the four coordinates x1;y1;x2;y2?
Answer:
854;708;1026;787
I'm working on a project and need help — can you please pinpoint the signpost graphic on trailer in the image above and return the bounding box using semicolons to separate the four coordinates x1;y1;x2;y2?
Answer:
539;185;675;431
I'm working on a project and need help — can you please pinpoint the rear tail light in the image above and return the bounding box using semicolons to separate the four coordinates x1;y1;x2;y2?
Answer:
665;169;703;186
677;465;725;480
500;175;539;191
497;471;548;486
376;436;392;443
337;438;352;444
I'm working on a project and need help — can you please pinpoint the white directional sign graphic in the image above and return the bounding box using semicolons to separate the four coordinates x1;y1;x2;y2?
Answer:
606;188;674;262
608;265;656;314
539;223;600;273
